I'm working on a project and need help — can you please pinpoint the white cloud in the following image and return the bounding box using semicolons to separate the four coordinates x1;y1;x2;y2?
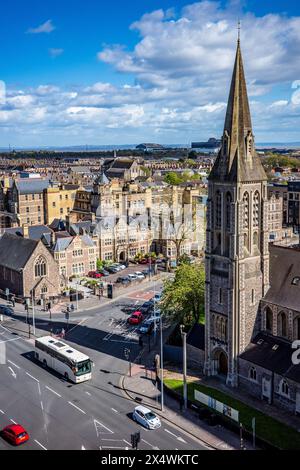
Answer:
27;19;55;34
49;48;64;58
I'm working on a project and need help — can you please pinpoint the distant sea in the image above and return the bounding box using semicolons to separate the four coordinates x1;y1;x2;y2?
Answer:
1;142;300;152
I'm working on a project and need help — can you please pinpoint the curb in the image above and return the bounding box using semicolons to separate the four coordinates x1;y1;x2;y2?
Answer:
120;373;216;450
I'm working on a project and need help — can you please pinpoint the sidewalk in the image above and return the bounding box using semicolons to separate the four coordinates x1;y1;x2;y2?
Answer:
121;352;250;450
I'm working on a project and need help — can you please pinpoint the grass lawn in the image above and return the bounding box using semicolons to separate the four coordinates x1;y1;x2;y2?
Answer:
164;378;300;450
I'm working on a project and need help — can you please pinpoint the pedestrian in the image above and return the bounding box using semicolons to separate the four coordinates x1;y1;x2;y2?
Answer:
61;328;65;339
11;295;15;308
70;303;75;311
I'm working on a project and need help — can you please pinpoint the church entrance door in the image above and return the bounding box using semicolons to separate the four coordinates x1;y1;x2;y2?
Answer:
219;352;228;375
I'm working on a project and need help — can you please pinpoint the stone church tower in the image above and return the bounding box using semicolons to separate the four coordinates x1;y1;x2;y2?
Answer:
204;38;270;387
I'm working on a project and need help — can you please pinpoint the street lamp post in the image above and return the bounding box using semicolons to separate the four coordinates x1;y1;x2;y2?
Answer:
31;290;36;337
180;324;188;410
160;313;164;411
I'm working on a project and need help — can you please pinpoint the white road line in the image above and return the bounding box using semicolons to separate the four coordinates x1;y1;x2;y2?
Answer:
26;372;39;382
0;337;21;344
68;401;86;414
111;408;119;413
123;439;131;446
40;401;44;411
8;366;17;378
34;439;47;450
8;360;20;369
0;409;5;414
85;391;91;396
164;428;186;443
45;386;61;397
94;419;114;435
100;446;126;449
67;318;87;334
141;438;159;449
10;419;17;424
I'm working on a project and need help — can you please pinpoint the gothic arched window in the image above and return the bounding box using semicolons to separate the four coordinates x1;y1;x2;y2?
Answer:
249;366;257;381
253;231;258;246
34;257;47;278
253;191;260;228
278;312;287;338
265;307;273;333
216;191;221;229
225;192;232;230
243;192;249;229
280;380;289;397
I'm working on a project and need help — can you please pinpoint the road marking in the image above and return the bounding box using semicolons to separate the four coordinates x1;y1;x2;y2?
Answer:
94;419;114;436
8;360;20;369
10;419;17;424
34;439;47;450
0;337;21;344
68;401;86;414
123;439;131;446
142;438;159;449
0;409;5;414
111;408;119;413
46;386;61;397
85;391;91;396
8;366;17;379
81;445;86;450
100;446;126;449
40;401;44;411
26;372;39;382
164;428;186;443
67;318;87;334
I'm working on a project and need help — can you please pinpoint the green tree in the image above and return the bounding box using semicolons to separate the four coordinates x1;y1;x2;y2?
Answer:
161;263;205;327
96;259;103;271
163;172;184;185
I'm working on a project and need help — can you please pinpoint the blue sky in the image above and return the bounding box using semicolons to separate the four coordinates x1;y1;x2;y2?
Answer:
1;0;300;147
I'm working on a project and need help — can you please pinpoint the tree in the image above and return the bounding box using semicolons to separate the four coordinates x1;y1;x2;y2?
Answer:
161;263;205;327
163;172;184;185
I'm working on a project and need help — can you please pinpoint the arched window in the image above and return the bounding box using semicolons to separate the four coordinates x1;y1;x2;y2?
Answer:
225;192;232;230
211;315;215;337
216;317;221;339
280;380;289;397
253;231;258;246
41;285;48;294
34;257;47;278
265;307;273;333
244;232;249;250
293;317;300;340
243;192;249;229
278;312;287;338
216;191;221;229
253;191;260;228
249;366;257;382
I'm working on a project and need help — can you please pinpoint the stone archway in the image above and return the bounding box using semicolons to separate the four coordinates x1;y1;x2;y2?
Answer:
213;349;228;376
119;251;126;262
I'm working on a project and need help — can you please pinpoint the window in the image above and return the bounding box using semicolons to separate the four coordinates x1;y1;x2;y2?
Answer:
215;191;221;229
249;367;257;382
251;289;255;305
26;207;30;213
35;257;47;278
278;312;287;338
52;202;56;208
243;192;249;229
280;380;289;397
38;206;41;212
265;307;273;332
226;192;232;230
41;285;48;294
253;191;260;227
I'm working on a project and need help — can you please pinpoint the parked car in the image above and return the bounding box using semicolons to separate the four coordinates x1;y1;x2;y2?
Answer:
97;269;110;277
148;309;161;324
134;271;145;280
0;305;14;315
132;405;161;430
106;266;119;274
110;264;122;271
153;292;162;302
140;258;148;265
138;319;155;335
118;264;126;270
128;311;143;325
142;269;150;277
1;424;29;446
88;271;103;279
116;276;130;285
139;301;154;314
128;273;138;281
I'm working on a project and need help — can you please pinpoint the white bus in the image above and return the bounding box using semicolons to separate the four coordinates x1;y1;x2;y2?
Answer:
35;336;92;383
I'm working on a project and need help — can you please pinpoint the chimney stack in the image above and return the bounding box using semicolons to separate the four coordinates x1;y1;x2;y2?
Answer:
22;224;29;238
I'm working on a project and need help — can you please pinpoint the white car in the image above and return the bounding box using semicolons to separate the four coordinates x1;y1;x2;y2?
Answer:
153;292;162;302
135;271;145;280
128;273;138;281
118;264;126;270
132;405;161;430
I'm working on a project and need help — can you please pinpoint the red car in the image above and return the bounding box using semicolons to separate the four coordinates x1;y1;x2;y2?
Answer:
128;311;144;325
88;271;103;278
1;424;29;446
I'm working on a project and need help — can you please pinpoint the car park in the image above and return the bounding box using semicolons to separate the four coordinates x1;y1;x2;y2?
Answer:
128;273;138;281
132;405;161;430
153;292;162;302
1;424;29;446
142;269;150;277
118;264;126;270
106;266;119;274
128;311;143;325
139;301;154;314
97;269;110;276
111;264;122;271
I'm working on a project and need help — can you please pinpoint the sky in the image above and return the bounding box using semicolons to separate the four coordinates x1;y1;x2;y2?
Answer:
1;0;300;147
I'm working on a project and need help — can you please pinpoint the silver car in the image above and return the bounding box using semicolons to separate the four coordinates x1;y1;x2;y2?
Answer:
132;405;161;430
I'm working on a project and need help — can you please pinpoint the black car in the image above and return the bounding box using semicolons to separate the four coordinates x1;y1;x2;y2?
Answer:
0;305;14;315
106;266;119;274
116;276;130;285
139;301;154;314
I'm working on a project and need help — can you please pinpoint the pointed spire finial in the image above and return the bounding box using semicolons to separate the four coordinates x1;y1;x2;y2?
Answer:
237;19;241;43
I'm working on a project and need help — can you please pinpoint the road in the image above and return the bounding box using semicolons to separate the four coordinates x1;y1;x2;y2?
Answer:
0;288;208;451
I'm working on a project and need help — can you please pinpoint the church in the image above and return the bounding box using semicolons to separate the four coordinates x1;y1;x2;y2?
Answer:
204;36;300;415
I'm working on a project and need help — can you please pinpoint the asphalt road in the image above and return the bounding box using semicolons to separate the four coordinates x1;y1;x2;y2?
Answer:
0;288;208;451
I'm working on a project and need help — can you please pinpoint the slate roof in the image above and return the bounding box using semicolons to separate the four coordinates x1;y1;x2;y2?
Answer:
0;233;38;271
14;178;50;194
5;225;52;241
239;332;300;383
264;244;300;312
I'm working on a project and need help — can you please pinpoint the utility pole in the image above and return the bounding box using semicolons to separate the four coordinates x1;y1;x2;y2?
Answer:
31;291;36;336
180;324;188;410
160;312;164;411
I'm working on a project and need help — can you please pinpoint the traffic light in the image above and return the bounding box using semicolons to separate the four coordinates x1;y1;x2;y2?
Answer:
131;431;141;449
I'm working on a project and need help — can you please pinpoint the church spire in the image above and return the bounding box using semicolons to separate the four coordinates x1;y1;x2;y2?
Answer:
209;35;266;183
